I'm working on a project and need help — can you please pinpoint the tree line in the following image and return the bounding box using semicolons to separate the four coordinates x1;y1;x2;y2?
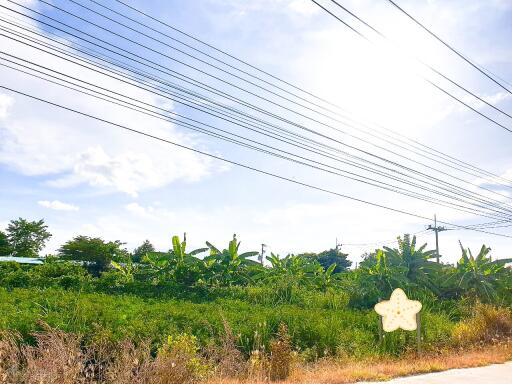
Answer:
0;217;511;306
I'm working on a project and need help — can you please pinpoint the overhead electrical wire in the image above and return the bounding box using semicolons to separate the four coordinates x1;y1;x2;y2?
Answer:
384;0;512;95
1;82;512;239
1;3;511;233
2;52;510;221
78;0;512;187
326;0;512;121
311;0;512;134
4;1;512;198
1;20;512;219
343;229;429;247
1;9;512;218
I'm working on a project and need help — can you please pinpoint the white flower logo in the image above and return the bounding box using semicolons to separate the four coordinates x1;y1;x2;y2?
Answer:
374;288;422;332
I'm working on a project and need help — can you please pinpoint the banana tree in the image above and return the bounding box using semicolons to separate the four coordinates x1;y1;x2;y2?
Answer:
383;234;439;290
143;235;207;285
312;262;341;292
450;241;512;302
204;234;259;286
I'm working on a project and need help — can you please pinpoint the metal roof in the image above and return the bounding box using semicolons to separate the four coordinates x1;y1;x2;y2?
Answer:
0;256;44;264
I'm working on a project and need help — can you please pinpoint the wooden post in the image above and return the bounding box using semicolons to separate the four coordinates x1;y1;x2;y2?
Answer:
378;315;383;345
416;312;421;354
377;297;383;345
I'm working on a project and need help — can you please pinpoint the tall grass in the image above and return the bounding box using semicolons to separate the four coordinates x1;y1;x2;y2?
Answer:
0;287;454;358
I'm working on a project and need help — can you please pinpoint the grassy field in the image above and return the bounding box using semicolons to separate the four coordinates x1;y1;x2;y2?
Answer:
0;232;511;383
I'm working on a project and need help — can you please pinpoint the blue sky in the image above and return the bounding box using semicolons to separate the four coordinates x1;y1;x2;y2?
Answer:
0;0;511;264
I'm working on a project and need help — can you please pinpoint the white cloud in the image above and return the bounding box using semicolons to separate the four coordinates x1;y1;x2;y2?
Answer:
0;93;13;119
483;91;511;105
288;0;319;16
125;202;176;220
38;200;79;211
0;19;222;196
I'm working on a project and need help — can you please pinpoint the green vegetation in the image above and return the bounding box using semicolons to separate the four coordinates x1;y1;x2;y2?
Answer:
0;217;511;379
5;218;51;257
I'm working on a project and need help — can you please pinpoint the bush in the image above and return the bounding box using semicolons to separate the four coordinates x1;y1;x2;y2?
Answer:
452;303;512;346
269;323;292;381
154;334;210;384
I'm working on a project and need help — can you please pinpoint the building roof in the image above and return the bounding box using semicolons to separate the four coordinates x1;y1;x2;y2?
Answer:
0;256;44;264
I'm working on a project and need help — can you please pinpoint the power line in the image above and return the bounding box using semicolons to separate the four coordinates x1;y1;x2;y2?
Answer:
384;0;512;96
4;2;512;195
327;0;512;121
3;53;510;221
343;229;428;247
3;6;512;222
2;82;511;239
72;0;512;186
3;24;512;220
311;0;512;134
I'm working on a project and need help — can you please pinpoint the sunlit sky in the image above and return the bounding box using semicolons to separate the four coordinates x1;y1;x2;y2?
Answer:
1;0;511;265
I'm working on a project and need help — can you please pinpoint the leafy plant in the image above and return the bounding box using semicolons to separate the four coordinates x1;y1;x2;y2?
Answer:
204;234;259;286
6;218;51;258
144;235;207;286
450;242;512;302
58;236;128;276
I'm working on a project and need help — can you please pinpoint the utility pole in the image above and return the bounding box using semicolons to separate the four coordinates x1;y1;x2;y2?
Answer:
427;215;447;263
335;237;343;251
259;244;267;265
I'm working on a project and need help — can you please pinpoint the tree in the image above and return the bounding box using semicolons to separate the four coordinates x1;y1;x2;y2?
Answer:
317;248;352;272
144;235;208;285
382;234;439;290
204;234;259;286
6;218;51;257
58;236;129;276
132;240;155;262
298;248;352;273
450;241;512;302
0;231;12;256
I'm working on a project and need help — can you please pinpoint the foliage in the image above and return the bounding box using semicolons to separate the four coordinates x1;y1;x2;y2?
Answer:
0;258;91;290
452;302;512;345
0;230;12;256
144;235;208;286
0;228;511;369
447;242;512;302
0;287;454;358
6;218;51;257
300;248;352;273
269;323;292;381
204;234;260;286
383;234;439;289
58;236;129;276
353;235;442;307
132;239;155;263
156;333;210;382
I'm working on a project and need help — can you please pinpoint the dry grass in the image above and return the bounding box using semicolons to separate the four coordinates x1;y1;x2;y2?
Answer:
0;331;24;383
206;343;512;384
1;319;511;384
268;324;292;381
452;303;512;346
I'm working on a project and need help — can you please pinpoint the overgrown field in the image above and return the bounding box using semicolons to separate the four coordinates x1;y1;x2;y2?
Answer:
0;287;456;356
0;228;511;382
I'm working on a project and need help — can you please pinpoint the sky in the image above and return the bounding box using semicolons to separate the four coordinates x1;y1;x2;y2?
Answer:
0;0;511;265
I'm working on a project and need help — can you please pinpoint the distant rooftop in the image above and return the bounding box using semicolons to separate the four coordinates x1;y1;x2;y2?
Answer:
0;256;44;265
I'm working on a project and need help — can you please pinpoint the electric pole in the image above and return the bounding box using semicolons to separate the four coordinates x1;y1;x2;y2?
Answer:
427;215;447;263
259;244;267;265
335;237;342;251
